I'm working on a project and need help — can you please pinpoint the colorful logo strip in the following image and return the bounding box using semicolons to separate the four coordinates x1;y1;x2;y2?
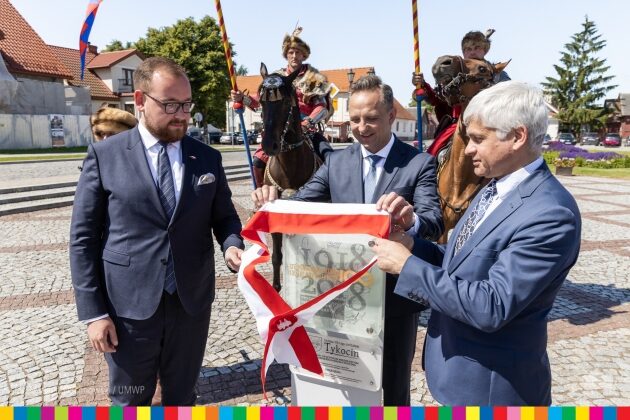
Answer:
0;406;627;420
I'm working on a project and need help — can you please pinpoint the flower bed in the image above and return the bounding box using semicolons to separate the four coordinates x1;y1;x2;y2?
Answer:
543;141;630;169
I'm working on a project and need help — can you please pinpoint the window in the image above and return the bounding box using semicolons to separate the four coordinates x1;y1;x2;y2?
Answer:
123;69;134;85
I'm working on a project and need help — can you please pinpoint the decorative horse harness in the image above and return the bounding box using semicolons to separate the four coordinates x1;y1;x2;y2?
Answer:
433;59;496;214
434;57;496;108
259;74;320;194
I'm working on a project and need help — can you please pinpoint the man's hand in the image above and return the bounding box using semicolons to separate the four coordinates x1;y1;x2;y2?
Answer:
225;247;243;272
369;237;412;275
376;192;414;232
251;185;279;210
230;90;244;103
412;72;426;88
87;317;118;353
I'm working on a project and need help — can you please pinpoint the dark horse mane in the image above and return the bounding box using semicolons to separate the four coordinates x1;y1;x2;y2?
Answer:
257;62;323;290
257;63;320;195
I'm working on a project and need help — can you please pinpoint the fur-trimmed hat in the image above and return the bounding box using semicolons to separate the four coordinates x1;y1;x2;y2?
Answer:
90;107;137;141
461;29;494;53
282;27;310;59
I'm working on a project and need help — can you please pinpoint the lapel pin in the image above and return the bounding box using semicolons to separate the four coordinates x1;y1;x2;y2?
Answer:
189;155;197;160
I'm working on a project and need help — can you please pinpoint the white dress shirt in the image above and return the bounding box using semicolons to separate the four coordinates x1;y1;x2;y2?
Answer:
360;134;421;235
138;122;183;204
475;157;544;230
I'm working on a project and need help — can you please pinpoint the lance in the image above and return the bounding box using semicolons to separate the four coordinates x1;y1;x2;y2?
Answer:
412;0;424;152
214;0;256;189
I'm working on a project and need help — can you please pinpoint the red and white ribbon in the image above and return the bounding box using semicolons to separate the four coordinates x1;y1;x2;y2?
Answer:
237;201;390;395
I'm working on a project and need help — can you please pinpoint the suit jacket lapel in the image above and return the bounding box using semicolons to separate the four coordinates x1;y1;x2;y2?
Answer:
348;143;365;203
447;164;551;273
126;127;168;222
373;137;402;200
171;137;196;224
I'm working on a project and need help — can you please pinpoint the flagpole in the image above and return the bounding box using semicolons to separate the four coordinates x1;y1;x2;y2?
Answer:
412;0;424;152
214;0;256;190
79;0;103;80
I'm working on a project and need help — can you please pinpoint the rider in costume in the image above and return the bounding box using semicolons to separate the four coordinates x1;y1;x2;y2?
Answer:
231;28;333;187
412;29;509;156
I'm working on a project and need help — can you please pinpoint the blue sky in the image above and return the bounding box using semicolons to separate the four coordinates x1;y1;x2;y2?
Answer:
10;0;627;106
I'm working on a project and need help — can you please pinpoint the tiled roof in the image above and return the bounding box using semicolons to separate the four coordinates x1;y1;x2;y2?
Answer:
235;66;416;121
236;67;376;96
87;49;142;69
48;45;118;100
394;100;415;120
0;0;72;79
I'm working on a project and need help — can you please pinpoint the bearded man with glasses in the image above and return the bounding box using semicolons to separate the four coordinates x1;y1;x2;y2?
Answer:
70;56;244;405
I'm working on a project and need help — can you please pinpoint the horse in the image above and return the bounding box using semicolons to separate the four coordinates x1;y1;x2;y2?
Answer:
257;62;324;291
429;55;509;243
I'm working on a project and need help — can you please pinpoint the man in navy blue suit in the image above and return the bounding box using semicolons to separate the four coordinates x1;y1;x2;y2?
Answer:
370;81;581;405
252;75;443;405
70;57;244;405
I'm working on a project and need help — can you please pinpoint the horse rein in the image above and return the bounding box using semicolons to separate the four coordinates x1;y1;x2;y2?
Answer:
436;58;495;105
278;104;305;153
438;182;483;215
264;135;319;195
259;75;321;193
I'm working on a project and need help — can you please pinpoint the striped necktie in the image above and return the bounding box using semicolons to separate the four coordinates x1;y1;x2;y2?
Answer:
363;155;383;204
454;179;497;254
157;141;177;294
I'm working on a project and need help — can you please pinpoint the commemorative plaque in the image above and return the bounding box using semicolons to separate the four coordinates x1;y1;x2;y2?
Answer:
282;232;385;395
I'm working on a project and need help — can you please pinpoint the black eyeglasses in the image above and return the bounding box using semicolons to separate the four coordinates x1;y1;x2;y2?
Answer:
143;92;194;114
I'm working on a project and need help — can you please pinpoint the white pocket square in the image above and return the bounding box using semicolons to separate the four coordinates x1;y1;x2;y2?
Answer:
197;173;216;185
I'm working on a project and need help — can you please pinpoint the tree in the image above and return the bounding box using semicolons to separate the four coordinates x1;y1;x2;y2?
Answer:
133;16;241;127
542;17;617;134
236;65;249;76
103;39;134;52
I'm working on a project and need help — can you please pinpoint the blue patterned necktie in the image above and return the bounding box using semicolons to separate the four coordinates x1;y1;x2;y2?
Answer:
157;141;177;294
363;155;383;204
454;179;497;254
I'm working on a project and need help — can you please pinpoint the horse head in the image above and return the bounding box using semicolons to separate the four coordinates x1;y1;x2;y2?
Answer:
258;62;302;156
431;55;509;107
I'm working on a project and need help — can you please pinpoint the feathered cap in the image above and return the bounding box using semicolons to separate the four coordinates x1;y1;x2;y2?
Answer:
461;29;495;53
90;107;137;141
282;27;310;59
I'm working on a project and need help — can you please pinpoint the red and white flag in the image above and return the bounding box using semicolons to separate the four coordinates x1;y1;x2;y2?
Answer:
237;201;390;395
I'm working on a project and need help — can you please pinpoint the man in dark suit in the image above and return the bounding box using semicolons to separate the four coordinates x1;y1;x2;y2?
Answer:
252;75;443;405
70;57;244;405
371;81;581;405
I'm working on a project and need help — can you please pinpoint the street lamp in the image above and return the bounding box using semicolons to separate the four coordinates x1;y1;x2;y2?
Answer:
347;68;355;90
344;68;356;142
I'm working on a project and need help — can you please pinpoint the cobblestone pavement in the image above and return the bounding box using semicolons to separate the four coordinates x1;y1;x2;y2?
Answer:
0;151;251;189
0;175;629;405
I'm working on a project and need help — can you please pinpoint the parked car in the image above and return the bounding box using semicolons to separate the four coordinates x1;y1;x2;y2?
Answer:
602;133;621;147
580;132;600;146
205;124;222;144
557;132;577;145
219;132;239;144
236;130;258;145
186;126;203;141
542;133;552;145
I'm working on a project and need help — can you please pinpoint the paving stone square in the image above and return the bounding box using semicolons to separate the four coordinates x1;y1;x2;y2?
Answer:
0;171;629;405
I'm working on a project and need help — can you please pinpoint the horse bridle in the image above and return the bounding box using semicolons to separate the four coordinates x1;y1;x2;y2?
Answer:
435;58;495;105
259;75;319;193
259;75;305;153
